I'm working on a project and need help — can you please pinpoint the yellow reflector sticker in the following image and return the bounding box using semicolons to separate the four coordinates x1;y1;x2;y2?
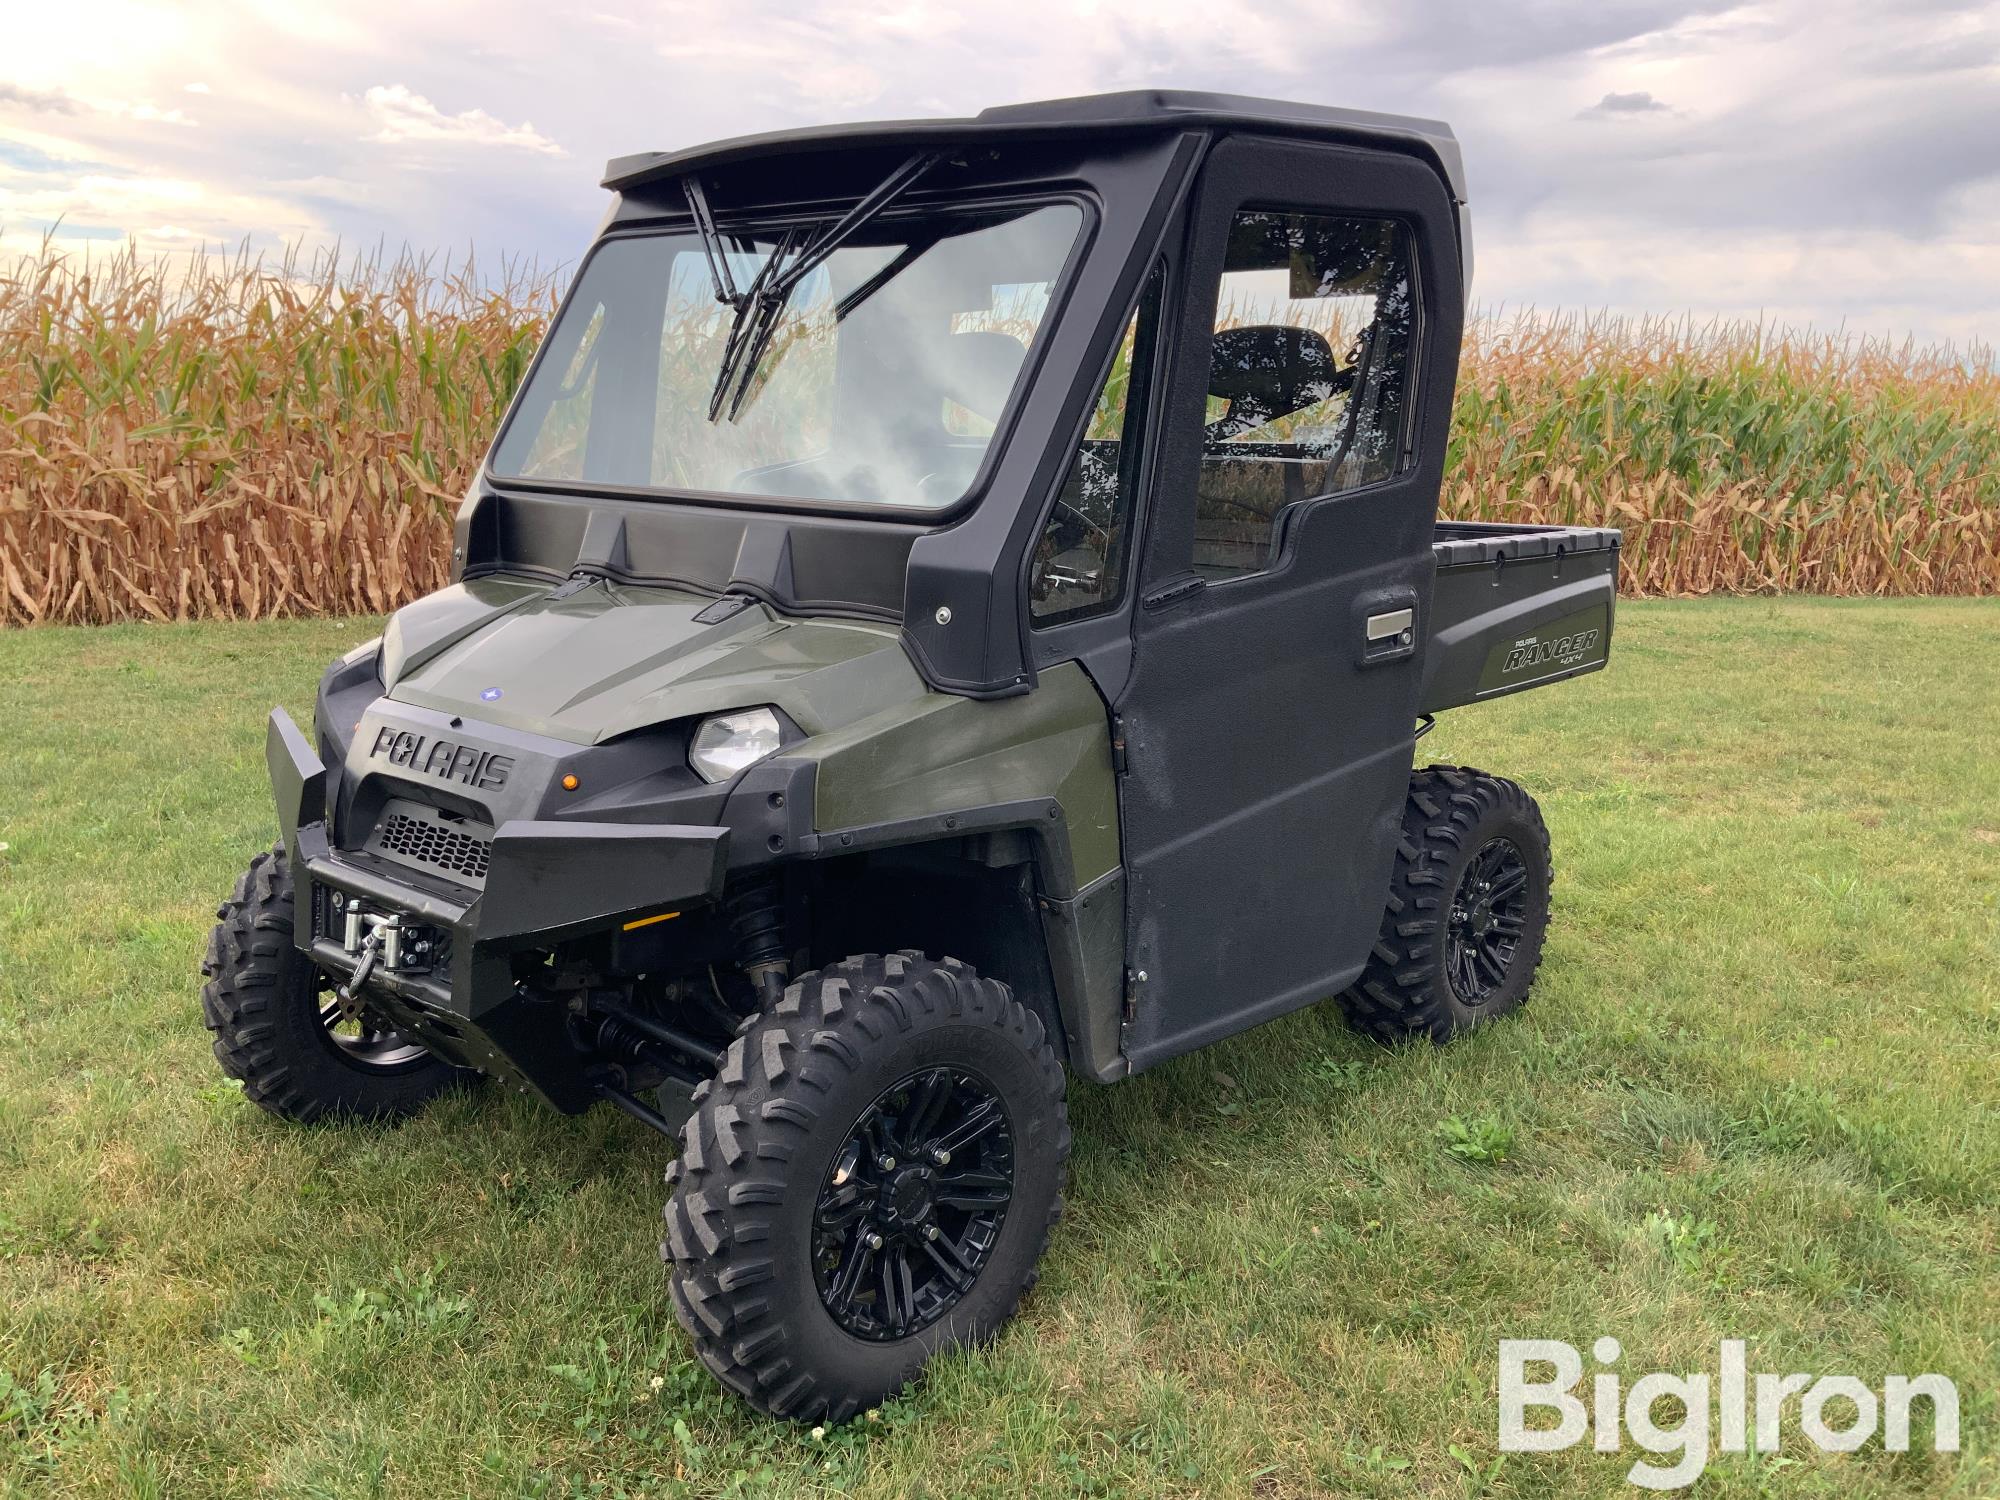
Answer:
621;911;681;931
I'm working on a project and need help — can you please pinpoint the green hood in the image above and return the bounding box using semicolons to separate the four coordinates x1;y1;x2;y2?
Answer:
380;577;924;745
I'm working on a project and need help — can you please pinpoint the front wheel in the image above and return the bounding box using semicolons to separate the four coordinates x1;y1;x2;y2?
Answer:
1338;765;1553;1042
663;952;1069;1422
200;843;469;1122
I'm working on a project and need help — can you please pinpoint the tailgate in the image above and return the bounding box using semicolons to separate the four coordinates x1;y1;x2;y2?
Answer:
1421;522;1619;713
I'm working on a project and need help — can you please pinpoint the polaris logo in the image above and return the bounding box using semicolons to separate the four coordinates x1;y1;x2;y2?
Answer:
1504;628;1601;675
370;727;514;791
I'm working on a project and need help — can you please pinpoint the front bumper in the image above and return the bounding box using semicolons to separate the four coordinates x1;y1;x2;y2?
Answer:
267;707;729;1106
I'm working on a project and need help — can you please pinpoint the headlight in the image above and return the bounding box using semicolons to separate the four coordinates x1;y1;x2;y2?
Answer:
689;707;783;784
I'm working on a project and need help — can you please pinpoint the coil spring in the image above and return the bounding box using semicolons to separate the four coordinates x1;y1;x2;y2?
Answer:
723;874;789;1004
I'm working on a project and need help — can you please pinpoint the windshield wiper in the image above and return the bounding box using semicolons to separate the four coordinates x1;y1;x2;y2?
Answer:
708;224;800;420
682;175;741;309
694;151;943;422
833;236;935;323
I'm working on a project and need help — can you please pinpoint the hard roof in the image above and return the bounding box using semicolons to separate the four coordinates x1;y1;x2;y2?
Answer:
602;89;1466;204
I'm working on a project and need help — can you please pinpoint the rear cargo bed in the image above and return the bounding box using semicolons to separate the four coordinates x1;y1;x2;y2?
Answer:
1420;521;1620;714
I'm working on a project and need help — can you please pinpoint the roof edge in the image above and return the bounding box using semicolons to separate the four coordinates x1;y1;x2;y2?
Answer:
602;89;1465;203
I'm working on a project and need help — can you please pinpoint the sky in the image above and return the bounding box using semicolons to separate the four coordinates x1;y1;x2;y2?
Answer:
3;0;1997;347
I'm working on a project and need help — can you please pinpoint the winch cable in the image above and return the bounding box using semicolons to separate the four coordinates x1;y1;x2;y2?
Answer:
335;928;382;1007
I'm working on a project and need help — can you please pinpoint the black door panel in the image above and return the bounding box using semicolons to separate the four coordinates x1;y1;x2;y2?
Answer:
1114;137;1464;1071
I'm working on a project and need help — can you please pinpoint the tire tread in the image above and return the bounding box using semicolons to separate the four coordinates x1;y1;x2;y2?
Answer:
662;951;1068;1422
1336;765;1553;1042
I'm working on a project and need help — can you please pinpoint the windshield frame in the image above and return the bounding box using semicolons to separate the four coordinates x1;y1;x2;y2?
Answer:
482;187;1102;524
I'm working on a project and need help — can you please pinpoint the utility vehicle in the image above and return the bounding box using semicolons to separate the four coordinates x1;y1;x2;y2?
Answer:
202;90;1617;1421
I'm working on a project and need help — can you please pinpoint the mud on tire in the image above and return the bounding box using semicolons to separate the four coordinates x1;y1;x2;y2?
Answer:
1337;765;1553;1042
662;951;1069;1423
200;843;468;1123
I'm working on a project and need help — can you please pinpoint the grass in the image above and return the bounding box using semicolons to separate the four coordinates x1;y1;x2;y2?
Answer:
1;598;1997;1497
3;243;1996;625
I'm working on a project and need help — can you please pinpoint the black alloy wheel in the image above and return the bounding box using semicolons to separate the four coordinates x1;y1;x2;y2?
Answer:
812;1066;1015;1341
1444;835;1532;1007
318;983;432;1069
663;951;1069;1423
1337;765;1553;1041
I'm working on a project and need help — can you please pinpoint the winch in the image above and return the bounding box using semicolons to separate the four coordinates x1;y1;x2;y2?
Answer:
330;893;439;1000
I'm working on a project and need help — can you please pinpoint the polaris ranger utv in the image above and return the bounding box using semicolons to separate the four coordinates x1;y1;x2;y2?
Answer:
202;91;1616;1421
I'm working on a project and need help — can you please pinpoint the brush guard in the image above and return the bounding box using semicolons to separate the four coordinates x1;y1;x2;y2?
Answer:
268;707;730;1109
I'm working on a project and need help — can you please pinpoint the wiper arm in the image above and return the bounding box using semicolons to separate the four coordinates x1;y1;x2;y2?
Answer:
833;236;935;323
682;175;741;308
701;150;944;422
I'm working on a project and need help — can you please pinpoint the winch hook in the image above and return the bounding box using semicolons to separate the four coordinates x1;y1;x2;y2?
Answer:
337;928;382;1007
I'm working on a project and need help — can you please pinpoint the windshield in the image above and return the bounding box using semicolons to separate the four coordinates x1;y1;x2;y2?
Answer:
491;201;1084;511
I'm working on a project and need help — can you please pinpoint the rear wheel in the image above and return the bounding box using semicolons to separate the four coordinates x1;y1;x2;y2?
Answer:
200;844;469;1122
1338;766;1552;1042
663;951;1068;1422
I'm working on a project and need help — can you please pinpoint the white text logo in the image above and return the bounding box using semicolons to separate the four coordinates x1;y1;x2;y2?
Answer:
1498;1338;1959;1490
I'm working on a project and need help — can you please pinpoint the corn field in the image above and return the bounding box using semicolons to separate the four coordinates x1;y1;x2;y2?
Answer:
3;243;1995;625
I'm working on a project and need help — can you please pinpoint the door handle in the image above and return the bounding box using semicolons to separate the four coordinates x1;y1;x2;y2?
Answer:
1358;602;1417;665
1366;607;1414;646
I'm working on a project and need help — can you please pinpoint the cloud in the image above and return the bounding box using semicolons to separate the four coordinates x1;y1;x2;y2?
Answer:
1581;90;1671;117
0;82;194;125
5;0;1998;346
112;101;197;126
0;160;325;248
0;82;80;114
360;84;565;155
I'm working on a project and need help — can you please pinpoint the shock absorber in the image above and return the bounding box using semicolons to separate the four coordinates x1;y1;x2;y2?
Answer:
724;874;789;1007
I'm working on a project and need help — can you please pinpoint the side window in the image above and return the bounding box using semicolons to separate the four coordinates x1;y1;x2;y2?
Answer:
1029;272;1160;624
512;302;607;480
1192;212;1414;581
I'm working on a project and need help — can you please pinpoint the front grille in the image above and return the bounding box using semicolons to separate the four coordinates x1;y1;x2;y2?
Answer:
376;812;490;880
365;801;492;884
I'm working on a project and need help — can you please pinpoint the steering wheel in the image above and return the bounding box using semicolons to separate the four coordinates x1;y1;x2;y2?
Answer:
1049;498;1110;548
914;471;966;507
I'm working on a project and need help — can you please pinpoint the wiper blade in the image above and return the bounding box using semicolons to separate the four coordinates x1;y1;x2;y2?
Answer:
707;224;800;420
700;151;943;423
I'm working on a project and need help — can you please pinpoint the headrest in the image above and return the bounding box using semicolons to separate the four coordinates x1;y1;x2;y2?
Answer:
937;330;1029;421
1207;324;1338;434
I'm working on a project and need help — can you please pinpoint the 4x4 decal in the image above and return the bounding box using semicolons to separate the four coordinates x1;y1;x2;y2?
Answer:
1503;627;1601;676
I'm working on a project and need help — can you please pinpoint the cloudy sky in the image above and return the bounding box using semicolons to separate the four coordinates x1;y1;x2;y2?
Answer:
4;0;1996;346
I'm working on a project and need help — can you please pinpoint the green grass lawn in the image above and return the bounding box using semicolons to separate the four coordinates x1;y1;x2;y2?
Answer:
1;599;1995;1498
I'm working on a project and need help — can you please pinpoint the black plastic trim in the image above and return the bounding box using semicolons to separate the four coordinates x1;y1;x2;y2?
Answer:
477;822;730;944
808;797;1077;899
600;89;1466;207
901;132;1204;698
268;708;325;855
1037;866;1128;1083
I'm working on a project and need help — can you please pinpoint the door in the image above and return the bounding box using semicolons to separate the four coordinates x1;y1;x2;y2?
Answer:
1116;136;1465;1071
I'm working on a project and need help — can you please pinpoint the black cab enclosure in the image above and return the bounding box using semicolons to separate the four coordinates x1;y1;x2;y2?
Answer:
444;92;1614;1068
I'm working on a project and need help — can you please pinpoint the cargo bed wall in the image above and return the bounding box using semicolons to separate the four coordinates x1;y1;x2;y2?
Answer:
1420;522;1619;714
